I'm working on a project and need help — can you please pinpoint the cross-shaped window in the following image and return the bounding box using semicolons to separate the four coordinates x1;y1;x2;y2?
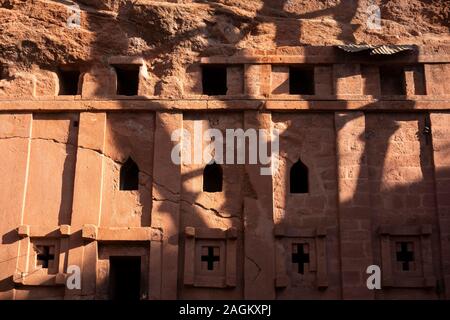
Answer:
292;243;310;274
36;245;55;269
396;242;414;271
201;246;220;271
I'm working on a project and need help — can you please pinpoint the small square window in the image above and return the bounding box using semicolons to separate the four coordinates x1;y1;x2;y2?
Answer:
202;65;227;95
380;66;405;95
113;64;140;96
184;227;237;288
289;66;315;95
58;68;80;95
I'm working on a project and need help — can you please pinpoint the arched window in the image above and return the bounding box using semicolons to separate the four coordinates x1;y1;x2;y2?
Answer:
203;161;223;192
290;158;309;194
120;157;139;191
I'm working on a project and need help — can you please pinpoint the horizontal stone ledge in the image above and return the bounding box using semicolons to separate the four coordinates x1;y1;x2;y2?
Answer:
17;225;71;238
107;56;145;65
1;99;450;111
13;272;66;286
378;224;432;236
274;225;327;238
185;226;238;239
200;54;450;64
81;225;162;242
2;94;450;102
383;276;436;288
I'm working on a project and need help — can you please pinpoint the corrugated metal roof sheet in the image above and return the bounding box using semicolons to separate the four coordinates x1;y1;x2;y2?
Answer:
337;44;415;55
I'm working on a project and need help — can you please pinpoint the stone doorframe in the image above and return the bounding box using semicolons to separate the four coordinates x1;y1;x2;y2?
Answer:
81;224;163;300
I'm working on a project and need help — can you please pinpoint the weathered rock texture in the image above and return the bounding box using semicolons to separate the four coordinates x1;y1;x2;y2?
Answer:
0;0;449;300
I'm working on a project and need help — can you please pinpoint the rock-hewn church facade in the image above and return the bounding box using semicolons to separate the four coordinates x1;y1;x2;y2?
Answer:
0;0;449;300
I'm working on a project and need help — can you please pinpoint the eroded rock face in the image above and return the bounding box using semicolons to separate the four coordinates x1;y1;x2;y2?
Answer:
0;1;450;301
0;0;449;97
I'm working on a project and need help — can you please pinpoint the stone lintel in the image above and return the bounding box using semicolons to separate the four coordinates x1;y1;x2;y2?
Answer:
107;56;145;65
81;226;160;241
17;225;71;238
1;98;450;112
200;54;450;65
13;272;66;286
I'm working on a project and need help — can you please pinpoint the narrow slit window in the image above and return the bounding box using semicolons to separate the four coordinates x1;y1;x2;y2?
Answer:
380;66;405;95
202;65;227;95
120;157;139;191
289;66;315;95
290;159;309;194
58;69;80;95
203;161;223;192
0;64;6;80
412;65;426;95
113;64;140;96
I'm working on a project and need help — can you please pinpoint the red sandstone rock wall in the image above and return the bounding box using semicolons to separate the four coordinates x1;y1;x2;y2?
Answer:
0;0;449;96
0;0;449;301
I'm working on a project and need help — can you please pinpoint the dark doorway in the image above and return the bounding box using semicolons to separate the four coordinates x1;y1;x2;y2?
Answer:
109;256;141;300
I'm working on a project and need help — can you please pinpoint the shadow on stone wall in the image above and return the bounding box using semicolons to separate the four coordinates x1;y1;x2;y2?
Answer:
1;0;448;300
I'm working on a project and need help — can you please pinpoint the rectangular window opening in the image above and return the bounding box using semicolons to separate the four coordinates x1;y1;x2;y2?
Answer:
413;64;426;95
289;66;315;95
113;64;140;96
58;68;80;95
202;65;227;95
380;66;406;95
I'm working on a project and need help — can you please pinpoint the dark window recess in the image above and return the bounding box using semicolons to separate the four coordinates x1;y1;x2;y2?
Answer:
290;159;309;194
203;161;223;192
396;242;414;271
201;246;220;271
109;256;141;300
120;157;139;191
289;66;315;95
36;245;55;269
114;65;140;96
292;243;310;274
380;66;405;95
413;65;426;95
0;65;6;80
58;69;80;95
202;65;227;95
